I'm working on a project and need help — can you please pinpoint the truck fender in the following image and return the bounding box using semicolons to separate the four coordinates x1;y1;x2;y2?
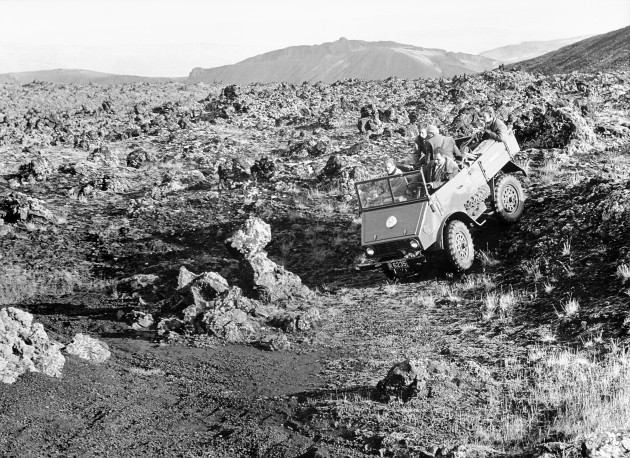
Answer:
436;211;483;250
501;160;528;176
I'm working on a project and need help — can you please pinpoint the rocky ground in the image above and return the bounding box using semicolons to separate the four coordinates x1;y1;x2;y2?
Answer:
0;70;630;457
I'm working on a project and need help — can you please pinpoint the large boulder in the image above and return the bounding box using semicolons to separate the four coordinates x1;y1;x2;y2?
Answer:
513;103;595;152
17;154;55;182
250;156;278;181
318;155;369;194
0;192;58;224
239;253;313;303
0;307;65;384
177;267;261;342
226;217;313;303
375;360;425;402
64;334;111;364
225;217;272;256
126;148;156;168
87;145;118;167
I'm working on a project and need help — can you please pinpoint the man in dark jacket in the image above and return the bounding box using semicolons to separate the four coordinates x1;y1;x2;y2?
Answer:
425;125;462;162
480;106;508;143
423;147;459;191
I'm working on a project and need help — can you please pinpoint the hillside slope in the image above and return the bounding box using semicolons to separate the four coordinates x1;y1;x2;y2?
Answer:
514;26;630;74
0;69;182;85
479;36;590;64
188;37;496;84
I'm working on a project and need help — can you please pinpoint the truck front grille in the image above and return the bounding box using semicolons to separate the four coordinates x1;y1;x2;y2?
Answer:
371;240;413;259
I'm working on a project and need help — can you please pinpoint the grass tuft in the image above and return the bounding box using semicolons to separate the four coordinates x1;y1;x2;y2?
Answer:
617;264;630;284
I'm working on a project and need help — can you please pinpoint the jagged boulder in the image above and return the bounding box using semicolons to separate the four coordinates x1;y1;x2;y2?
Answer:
126;148;156;168
87;145;118;167
118;310;154;330
226;217;313;303
217;158;251;190
17;154;55;182
0;307;65;384
287;135;332;157
177;267;262;342
318;155;369;193
64;334;111;363
513;103;596;151
250;156;278;181
375;360;426;402
358;103;384;135
595;184;630;241
69;172;130;200
225;217;272;256
239;253;313;303
0;192;58;224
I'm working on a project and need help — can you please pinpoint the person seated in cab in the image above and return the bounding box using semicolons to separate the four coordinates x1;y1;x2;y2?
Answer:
384;157;409;202
480;106;508;143
423;147;459;192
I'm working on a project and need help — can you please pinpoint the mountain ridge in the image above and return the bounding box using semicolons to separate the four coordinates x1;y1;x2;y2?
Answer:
188;37;498;84
478;36;592;64
0;68;185;85
512;26;630;74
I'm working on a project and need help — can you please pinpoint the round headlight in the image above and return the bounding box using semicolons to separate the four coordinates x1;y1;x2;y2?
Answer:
366;247;375;256
410;240;420;249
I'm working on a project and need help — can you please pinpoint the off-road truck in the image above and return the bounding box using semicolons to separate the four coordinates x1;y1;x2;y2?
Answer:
355;133;526;278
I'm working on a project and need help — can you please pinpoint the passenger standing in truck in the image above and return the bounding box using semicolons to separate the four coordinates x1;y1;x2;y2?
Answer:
480;106;508;143
425;125;462;162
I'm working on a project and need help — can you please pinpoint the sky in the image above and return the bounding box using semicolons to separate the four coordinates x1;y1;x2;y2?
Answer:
0;0;628;76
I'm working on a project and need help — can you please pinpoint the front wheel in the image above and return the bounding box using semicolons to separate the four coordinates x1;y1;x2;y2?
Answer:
444;220;474;272
494;174;525;224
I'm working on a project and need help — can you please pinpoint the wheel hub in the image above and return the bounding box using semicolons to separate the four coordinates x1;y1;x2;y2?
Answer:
455;232;469;259
502;185;519;213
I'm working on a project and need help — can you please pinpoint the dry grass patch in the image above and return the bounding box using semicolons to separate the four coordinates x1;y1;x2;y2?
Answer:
410;294;435;308
473;346;630;449
477;250;500;267
617;264;630;284
481;290;518;322
556;297;580;318
521;259;543;282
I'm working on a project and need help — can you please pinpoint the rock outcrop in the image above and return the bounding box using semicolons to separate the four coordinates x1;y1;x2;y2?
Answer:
0;192;58;224
226;217;313;303
0;307;65;384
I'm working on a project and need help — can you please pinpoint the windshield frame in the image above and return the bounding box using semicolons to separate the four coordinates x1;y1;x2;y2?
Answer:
355;170;429;211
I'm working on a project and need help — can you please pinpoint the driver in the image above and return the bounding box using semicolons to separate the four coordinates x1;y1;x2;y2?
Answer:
424;147;459;191
384;157;408;201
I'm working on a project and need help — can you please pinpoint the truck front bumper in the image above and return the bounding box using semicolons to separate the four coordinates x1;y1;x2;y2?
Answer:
355;255;426;272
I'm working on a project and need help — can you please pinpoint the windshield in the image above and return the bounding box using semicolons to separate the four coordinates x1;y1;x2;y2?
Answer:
355;170;428;210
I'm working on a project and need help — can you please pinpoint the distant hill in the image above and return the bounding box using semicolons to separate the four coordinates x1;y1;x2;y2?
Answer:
0;69;184;85
479;36;591;65
513;26;630;74
188;37;497;84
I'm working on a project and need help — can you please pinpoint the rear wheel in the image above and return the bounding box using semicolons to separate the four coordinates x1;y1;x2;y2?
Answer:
444;220;474;272
494;174;524;223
